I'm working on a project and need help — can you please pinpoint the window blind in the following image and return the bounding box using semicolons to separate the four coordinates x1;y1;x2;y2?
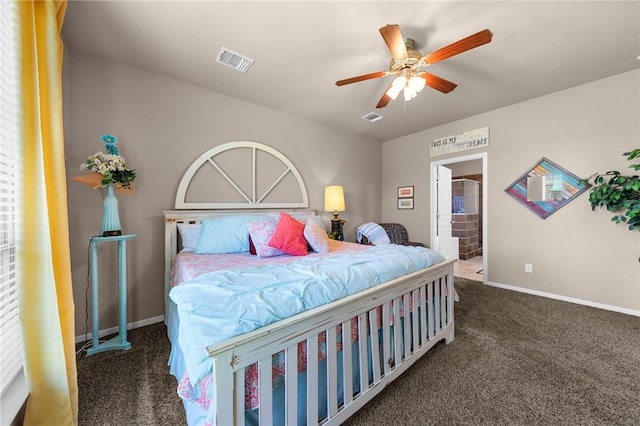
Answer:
0;0;23;394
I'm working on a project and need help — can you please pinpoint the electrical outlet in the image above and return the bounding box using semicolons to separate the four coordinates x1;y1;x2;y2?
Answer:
525;263;533;273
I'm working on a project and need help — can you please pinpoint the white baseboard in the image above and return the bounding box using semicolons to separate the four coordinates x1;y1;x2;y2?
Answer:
75;315;165;343
486;281;640;317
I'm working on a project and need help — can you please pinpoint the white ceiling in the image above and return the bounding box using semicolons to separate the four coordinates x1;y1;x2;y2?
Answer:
62;1;640;143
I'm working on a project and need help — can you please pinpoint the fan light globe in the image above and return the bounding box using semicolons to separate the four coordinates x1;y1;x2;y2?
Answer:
386;76;407;100
409;75;426;92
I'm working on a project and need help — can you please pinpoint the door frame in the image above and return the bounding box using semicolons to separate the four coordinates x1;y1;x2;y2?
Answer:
430;152;488;283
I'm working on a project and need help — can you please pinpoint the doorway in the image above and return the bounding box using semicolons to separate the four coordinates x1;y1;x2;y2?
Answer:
430;152;487;283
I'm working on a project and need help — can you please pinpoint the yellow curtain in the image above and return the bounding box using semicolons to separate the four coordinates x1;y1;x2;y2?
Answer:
17;1;77;425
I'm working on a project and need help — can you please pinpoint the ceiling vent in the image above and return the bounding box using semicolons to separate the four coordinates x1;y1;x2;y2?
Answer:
216;47;254;73
362;112;384;123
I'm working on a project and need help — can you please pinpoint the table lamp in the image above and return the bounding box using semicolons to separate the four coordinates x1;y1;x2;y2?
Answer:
324;185;345;240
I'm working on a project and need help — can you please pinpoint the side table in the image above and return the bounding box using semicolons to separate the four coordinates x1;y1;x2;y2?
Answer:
87;234;135;356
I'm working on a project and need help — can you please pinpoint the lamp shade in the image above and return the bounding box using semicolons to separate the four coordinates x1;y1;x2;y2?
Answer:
324;185;345;212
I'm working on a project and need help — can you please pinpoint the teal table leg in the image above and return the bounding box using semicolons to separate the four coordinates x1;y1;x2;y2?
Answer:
90;239;100;351
118;239;130;348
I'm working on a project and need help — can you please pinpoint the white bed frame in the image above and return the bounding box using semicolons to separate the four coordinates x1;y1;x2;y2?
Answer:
164;142;456;425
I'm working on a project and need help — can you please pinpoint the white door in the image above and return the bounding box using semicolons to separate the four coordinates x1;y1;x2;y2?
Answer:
436;165;459;260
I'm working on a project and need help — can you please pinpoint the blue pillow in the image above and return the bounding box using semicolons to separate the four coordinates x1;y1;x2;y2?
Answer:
194;215;261;254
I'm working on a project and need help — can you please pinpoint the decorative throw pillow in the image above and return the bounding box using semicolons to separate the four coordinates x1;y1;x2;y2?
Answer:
269;212;308;256
194;216;257;254
249;235;256;255
247;220;285;258
177;224;201;252
303;217;330;253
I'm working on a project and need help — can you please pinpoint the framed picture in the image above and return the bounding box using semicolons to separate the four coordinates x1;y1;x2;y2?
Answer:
397;198;414;210
397;186;414;198
504;157;591;219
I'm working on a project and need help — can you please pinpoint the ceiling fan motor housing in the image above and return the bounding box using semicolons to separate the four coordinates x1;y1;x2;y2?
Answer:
390;38;423;72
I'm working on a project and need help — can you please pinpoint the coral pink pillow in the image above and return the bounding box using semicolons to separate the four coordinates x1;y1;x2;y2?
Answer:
269;212;308;256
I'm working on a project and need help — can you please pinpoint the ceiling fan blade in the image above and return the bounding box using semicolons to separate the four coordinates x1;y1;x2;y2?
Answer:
376;84;393;108
420;72;457;93
379;24;408;61
424;29;493;65
336;71;388;86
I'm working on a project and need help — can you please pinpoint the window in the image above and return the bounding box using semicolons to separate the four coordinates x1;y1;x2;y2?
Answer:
0;0;23;402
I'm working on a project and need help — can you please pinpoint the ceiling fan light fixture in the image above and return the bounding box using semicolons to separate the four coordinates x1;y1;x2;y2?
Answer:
336;25;493;109
386;76;406;100
403;85;417;101
409;74;426;93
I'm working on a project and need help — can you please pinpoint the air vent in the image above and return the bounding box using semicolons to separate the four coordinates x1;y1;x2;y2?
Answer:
216;47;254;73
362;112;384;123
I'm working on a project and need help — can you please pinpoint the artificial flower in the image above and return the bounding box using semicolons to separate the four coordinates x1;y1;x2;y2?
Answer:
74;134;136;190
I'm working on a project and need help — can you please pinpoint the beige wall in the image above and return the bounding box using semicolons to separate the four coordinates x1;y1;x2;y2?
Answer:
65;51;382;335
382;69;640;313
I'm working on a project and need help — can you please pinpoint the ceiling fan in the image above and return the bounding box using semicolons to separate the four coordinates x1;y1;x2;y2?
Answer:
335;25;493;108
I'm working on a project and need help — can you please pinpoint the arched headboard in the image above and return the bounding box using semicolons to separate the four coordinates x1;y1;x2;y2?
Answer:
174;141;309;209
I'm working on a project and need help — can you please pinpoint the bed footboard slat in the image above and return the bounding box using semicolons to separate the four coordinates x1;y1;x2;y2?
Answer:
213;353;235;426
412;289;419;354
234;369;245;424
357;313;369;395
368;309;381;383
392;297;402;366
285;343;298;424
441;277;447;331
258;358;272;425
327;326;339;418
342;319;354;407
420;283;428;346
402;293;411;358
429;282;435;339
382;302;391;376
306;336;319;425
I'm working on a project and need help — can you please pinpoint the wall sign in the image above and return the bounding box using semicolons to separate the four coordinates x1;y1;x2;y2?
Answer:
430;127;489;157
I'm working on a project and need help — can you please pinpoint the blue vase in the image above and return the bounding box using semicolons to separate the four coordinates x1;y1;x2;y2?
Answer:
101;184;122;237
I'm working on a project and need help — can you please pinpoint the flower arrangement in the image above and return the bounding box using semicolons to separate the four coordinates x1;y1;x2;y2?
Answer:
75;134;136;190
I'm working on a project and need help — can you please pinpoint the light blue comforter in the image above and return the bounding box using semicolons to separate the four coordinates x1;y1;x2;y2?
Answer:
169;244;445;385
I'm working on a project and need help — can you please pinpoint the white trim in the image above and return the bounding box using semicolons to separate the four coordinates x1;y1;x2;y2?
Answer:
487;281;640;317
75;315;165;343
430;152;488;282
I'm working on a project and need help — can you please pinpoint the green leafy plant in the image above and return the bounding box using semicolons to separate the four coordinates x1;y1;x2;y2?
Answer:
580;149;640;231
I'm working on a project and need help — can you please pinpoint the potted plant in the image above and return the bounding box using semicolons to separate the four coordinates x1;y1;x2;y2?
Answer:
581;149;640;233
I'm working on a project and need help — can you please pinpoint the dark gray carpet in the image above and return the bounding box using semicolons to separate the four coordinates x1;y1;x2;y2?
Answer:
76;322;185;425
77;278;640;425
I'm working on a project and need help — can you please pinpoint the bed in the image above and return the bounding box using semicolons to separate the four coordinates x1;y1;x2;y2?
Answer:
164;142;456;426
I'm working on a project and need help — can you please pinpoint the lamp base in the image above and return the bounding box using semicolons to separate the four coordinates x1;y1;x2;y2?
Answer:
329;217;344;241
